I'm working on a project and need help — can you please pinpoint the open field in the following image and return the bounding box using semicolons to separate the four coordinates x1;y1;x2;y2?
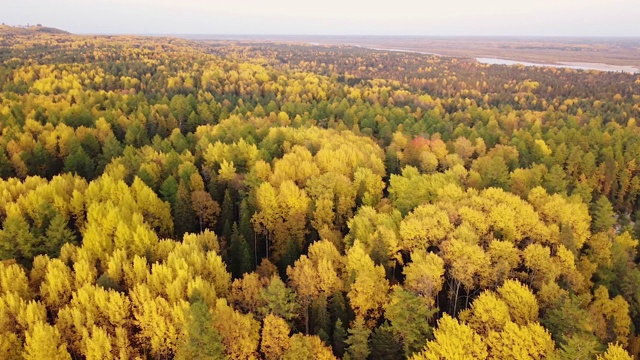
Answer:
188;35;640;71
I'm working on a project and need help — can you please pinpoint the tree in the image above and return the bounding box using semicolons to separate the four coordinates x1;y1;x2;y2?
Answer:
287;255;321;333
440;239;490;314
399;204;452;251
592;195;616;233
44;214;77;258
213;299;260;360
346;243;389;325
252;182;279;260
486;240;520;286
522;243;559;290
175;180;197;237
388;167;451;215
485;321;556;360
332;319;348;358
191;190;221;232
230;272;265;315
384;287;435;357
0;330;21;360
228;223;253;278
403;249;445;306
40;259;73;312
23;321;71;360
130;285;182;358
0;215;36;264
597;343;633;360
311;293;331;341
472;156;510;190
0;263;30;298
411;314;487;360
160;176;179;207
220;189;236;239
0;149;15;178
589;286;632;347
283;334;336;360
345;206;401;270
83;326;114;360
64;146;95;179
259;275;299;322
261;314;291;360
543;164;567;194
307;240;344;295
558;333;601;360
175;295;227;360
97;134;123;171
496;279;538;325
329;290;349;332
465;291;511;336
370;324;403;360
345;317;371;360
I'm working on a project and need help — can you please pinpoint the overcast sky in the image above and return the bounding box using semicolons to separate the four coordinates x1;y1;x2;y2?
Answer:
2;0;640;36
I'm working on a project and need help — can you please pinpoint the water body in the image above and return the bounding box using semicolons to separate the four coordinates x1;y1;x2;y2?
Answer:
476;57;639;74
352;44;442;57
351;45;639;74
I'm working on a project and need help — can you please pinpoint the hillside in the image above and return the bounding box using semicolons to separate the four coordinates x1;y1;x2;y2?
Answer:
0;24;70;35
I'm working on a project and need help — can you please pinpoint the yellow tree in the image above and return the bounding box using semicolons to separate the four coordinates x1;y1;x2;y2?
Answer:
597;343;633;360
130;284;184;358
402;249;445;306
82;325;113;360
287;255;320;334
485;321;556;359
399;204;452;251
464;291;511;336
40;258;74;313
261;314;291;360
589;286;632;346
191;190;221;232
252;182;279;260
214;299;260;360
0;263;31;299
56;284;131;358
346;242;389;326
230;272;266;315
307;239;344;294
273;180;311;261
412;314;487;360
283;333;337;360
440;239;490;314
522;243;559;290
496;279;539;325
23;321;71;360
486;240;520;287
344;206;402;270
0;291;47;356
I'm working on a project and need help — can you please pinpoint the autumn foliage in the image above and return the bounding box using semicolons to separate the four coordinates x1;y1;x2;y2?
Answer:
0;29;639;358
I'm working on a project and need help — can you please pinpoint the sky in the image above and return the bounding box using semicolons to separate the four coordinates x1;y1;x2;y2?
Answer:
2;0;640;36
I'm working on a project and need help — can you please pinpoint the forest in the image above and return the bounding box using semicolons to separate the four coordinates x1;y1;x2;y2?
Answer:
1;28;640;359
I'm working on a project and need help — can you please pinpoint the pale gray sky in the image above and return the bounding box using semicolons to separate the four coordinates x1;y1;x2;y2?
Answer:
2;0;639;36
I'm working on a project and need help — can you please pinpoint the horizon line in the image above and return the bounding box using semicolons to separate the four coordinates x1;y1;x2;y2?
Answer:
4;25;638;38
75;33;640;38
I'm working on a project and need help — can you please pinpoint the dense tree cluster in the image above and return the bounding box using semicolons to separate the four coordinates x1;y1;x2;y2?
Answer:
1;29;640;358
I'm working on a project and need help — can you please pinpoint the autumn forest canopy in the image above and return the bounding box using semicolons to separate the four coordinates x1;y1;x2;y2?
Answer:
1;29;640;359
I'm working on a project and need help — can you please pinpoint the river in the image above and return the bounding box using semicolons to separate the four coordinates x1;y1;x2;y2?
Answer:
475;57;639;73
